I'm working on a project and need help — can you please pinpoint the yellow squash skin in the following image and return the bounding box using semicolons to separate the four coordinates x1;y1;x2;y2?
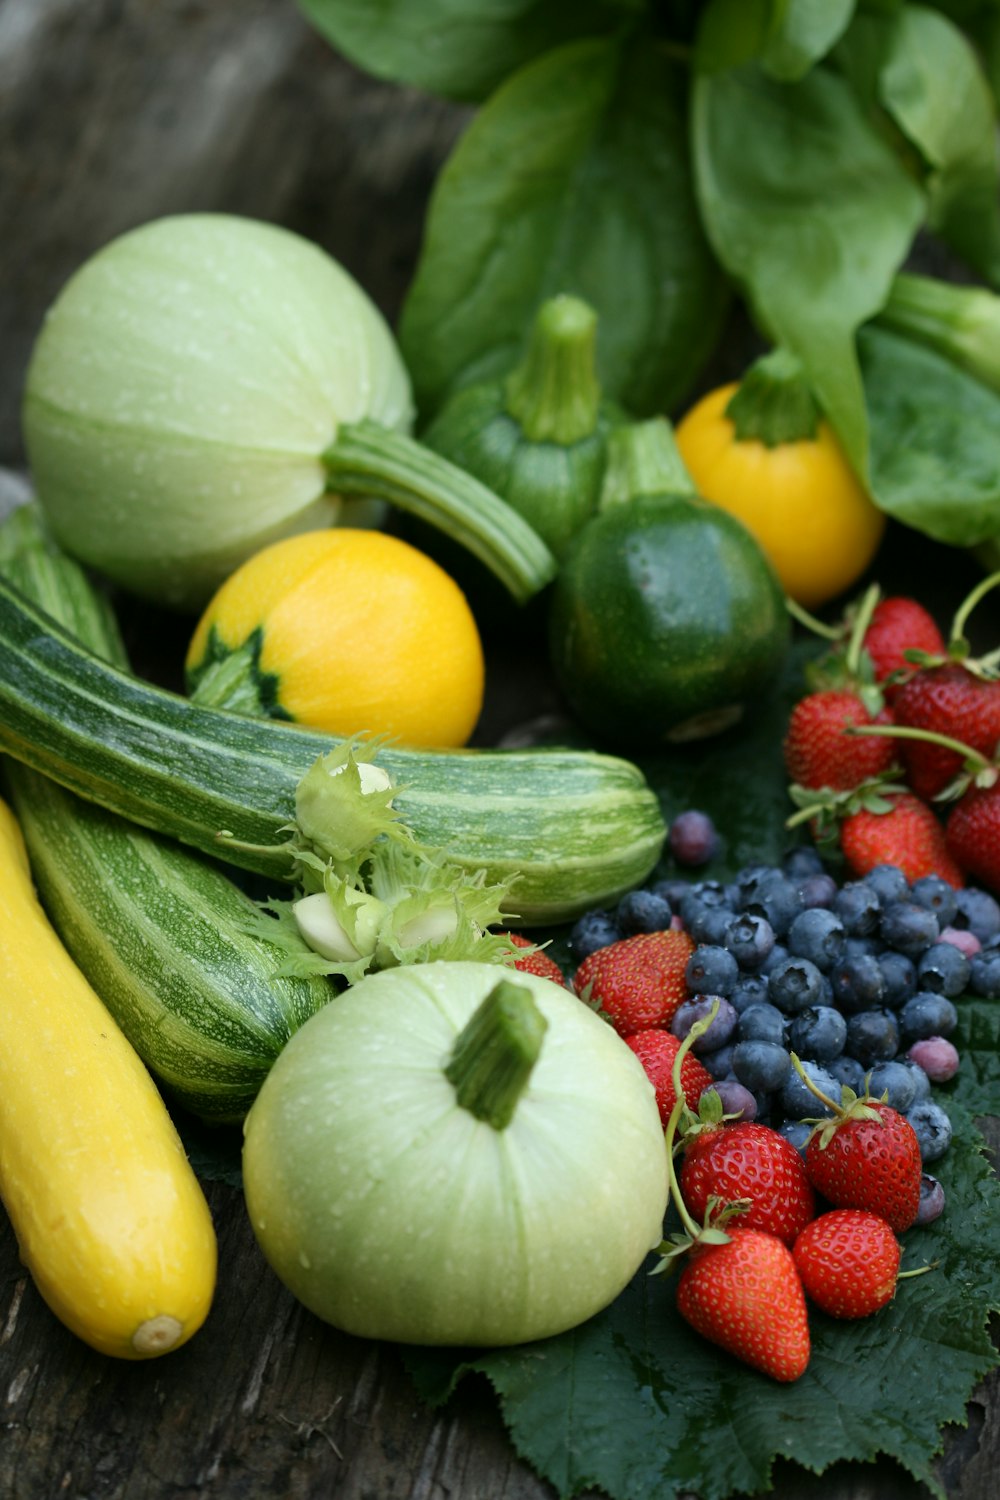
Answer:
0;798;217;1358
675;383;886;610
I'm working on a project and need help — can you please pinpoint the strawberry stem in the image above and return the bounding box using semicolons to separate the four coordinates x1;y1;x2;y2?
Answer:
949;569;1000;658
784;595;843;640
848;722;994;774
844;583;882;679
663;1001;722;1243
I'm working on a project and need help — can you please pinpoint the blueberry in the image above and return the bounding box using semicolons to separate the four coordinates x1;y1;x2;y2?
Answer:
907;1099;953;1162
768;955;826;1014
832;880;882;936
787;907;847;971
569;908;620;962
880;900;940;957
668;809;719;867
616;888;672;934
898;1055;932;1103
826;1053;868;1097
700;1042;737;1080
844;1008;900;1067
781;845;826;880
899;990;958;1042
701;1078;758;1121
866;1058;919;1114
915;941;970;997
910;874;959;930
692;879;732;909
863;863;911;907
729;974;771;1013
780;1060;841;1120
742;870;805;939
796;871;839;910
877;949;917;1008
678;892;734;945
952;886;1000;942
671;995;738;1052
734;863;778;905
907;1035;960;1083
829;952;888;1013
759;941;790;976
732;1038;792;1094
788;1004;847;1062
737;1002;788;1047
685;944;739;997
651;876;693;909
844;934;884;960
916;1172;946;1224
969;948;1000;999
777;1119;813;1154
722;911;775;971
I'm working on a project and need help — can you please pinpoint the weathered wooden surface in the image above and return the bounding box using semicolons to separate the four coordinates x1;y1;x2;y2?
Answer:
1;4;999;1496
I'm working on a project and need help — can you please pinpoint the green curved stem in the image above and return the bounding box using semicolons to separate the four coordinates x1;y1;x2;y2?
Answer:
950;570;1000;654
849;721;992;774
444;978;547;1131
725;348;822;447
323;419;557;603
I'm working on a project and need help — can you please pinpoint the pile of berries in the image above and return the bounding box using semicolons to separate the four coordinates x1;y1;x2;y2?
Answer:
783;584;1000;890
563;841;1000;1228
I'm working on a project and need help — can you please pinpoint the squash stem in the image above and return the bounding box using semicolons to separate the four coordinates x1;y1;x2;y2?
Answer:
323;420;556;604
725;347;822;447
599;417;698;509
878;273;1000;395
504;295;602;445
444;978;547;1131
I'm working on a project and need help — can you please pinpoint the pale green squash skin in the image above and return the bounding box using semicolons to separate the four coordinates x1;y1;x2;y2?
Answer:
242;961;669;1346
0;506;333;1121
0;547;666;925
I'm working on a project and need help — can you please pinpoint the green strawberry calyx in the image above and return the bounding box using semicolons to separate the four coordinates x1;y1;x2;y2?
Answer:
789;1052;889;1150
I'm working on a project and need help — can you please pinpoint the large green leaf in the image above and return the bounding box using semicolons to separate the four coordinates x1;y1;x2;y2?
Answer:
877;5;1000;286
860;323;1000;546
405;1108;1000;1500
691;60;925;474
399;35;728;421
296;0;639;102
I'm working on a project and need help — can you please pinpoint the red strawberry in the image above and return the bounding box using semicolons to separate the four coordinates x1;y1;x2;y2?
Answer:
503;931;566;986
792;1209;901;1319
783;690;897;792
679;1122;816;1247
946;780;1000;893
838;791;964;888
803;1097;923;1233
862;596;946;700
894;662;1000;800
625;1029;714;1126
572;929;695;1036
676;1228;811;1382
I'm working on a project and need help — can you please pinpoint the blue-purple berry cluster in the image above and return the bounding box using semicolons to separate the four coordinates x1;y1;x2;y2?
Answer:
569;826;1000;1226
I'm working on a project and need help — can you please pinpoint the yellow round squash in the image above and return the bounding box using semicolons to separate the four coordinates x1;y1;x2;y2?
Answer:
186;528;485;749
0;798;217;1358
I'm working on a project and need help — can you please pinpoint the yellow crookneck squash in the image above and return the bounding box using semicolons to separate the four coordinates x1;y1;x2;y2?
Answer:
0;798;217;1358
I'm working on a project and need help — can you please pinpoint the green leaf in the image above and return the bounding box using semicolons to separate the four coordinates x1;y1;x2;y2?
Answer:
694;0;856;80
877;5;1000;285
948;994;1000;1117
296;0;639;103
399;35;728;421
691;60;925;474
860;322;1000;546
404;1105;1000;1500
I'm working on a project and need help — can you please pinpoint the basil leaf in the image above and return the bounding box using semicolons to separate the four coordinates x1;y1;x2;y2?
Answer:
405;1109;1000;1500
297;0;637;102
861;323;1000;546
877;5;1000;286
695;0;857;79
400;36;728;420
692;60;925;474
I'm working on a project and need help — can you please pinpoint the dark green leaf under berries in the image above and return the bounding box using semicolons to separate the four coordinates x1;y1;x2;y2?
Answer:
404;1106;1000;1500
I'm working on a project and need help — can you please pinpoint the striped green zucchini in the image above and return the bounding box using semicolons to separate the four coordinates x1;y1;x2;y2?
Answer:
0;528;665;924
0;505;332;1122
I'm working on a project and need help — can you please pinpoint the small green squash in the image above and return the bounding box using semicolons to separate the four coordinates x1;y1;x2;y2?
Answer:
548;418;790;747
